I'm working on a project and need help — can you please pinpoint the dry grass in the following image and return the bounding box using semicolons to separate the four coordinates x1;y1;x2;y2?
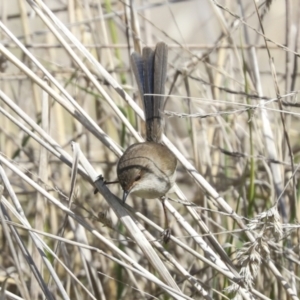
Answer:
0;0;300;299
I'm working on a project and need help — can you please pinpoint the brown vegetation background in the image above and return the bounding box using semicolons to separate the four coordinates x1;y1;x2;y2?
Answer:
0;0;300;299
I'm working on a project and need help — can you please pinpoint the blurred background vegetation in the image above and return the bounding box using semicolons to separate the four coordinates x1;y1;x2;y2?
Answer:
0;0;300;299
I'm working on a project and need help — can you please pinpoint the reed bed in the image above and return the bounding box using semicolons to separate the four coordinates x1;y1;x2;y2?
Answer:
0;0;300;299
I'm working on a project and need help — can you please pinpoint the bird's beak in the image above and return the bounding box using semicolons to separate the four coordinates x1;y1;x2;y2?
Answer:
122;190;129;203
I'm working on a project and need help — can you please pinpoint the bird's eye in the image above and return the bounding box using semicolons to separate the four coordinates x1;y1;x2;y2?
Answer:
134;175;141;181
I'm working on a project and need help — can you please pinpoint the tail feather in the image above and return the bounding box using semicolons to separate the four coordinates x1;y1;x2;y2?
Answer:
130;42;168;143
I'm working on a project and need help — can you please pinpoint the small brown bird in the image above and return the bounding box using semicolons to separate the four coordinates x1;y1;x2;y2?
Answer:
117;42;177;240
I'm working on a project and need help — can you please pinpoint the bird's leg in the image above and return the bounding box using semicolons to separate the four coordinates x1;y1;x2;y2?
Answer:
94;175;119;194
161;196;171;243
